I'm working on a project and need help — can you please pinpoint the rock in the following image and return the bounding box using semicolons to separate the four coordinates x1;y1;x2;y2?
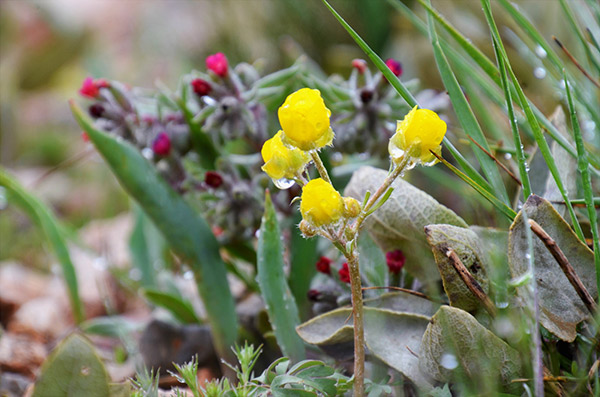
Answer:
0;372;33;397
0;262;49;326
139;320;218;375
0;333;47;377
8;297;71;341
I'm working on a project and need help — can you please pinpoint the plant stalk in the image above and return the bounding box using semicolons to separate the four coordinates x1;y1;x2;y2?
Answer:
346;251;365;396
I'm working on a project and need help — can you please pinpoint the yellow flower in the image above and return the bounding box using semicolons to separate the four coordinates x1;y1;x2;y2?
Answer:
300;178;344;227
278;88;334;151
261;131;310;181
388;106;447;166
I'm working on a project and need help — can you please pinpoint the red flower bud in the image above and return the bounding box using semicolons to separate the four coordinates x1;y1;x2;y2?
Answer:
338;263;350;284
205;171;223;188
191;78;212;96
315;256;332;274
385;58;403;77
307;289;321;301
79;77;99;98
152;132;171;156
386;250;405;274
206;52;228;77
351;59;368;74
79;77;110;98
88;103;105;118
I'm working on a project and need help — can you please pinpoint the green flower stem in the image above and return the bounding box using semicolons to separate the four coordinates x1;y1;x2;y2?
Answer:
345;251;365;396
352;155;409;235
310;151;333;186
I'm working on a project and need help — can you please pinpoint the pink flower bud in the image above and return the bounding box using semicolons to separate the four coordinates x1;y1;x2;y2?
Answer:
88;104;105;118
152;132;171;156
315;256;332;274
81;132;90;142
204;171;223;188
386;250;405;274
191;78;212;96
338;263;350;284
351;59;368;74
206;52;228;77
385;58;403;77
79;77;100;98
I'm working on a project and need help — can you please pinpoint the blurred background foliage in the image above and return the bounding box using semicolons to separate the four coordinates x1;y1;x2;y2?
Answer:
0;0;580;266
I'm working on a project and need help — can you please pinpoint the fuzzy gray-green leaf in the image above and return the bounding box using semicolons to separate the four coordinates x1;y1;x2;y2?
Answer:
345;166;468;283
419;306;522;392
508;195;597;341
425;224;490;312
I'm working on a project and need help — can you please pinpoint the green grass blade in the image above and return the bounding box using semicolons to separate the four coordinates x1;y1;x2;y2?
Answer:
70;100;238;360
325;0;496;202
257;191;306;362
0;168;84;324
564;70;600;295
321;0;418;108
558;0;600;73
426;2;510;206
490;30;532;198
480;0;585;242
142;289;201;324
415;0;500;85
432;154;517;220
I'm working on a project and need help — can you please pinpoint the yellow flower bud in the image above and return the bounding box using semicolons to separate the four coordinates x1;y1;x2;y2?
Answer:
343;197;361;218
300;178;344;227
388;106;447;166
261;131;310;182
299;219;317;238
278;88;334;151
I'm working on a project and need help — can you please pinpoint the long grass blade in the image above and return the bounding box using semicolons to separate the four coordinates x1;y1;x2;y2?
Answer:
563;70;600;296
480;0;585;242
0;169;85;324
426;1;510;206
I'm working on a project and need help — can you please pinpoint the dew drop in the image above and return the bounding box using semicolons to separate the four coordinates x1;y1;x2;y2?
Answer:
273;178;295;190
141;148;154;160
440;353;458;370
0;187;7;210
81;366;90;376
129;268;142;281
496;300;509;309
504;153;512;160
535;45;547;58
93;257;107;271
254;229;261;239
183;270;194;280
524;162;530;172
525;253;531;260
202;96;217;106
533;67;546;79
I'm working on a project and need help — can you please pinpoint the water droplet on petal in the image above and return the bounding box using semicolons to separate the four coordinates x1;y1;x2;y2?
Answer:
274;178;295;190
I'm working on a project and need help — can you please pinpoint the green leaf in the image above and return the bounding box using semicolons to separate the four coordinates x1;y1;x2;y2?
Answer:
70;101;237;360
0;168;84;324
508;195;597;342
358;233;387;292
257;190;305;362
142;289;201;324
32;333;110;397
80;316;140;338
365;291;440;318
345;166;468;283
129;206;158;288
289;210;318;318
425;224;491;312
419;306;522;392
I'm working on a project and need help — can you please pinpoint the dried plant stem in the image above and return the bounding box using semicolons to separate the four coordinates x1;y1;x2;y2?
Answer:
445;249;497;317
346;252;365;396
553;36;600;89
466;135;522;186
528;219;598;315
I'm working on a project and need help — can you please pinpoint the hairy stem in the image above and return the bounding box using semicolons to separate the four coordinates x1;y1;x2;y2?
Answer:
346;252;365;396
